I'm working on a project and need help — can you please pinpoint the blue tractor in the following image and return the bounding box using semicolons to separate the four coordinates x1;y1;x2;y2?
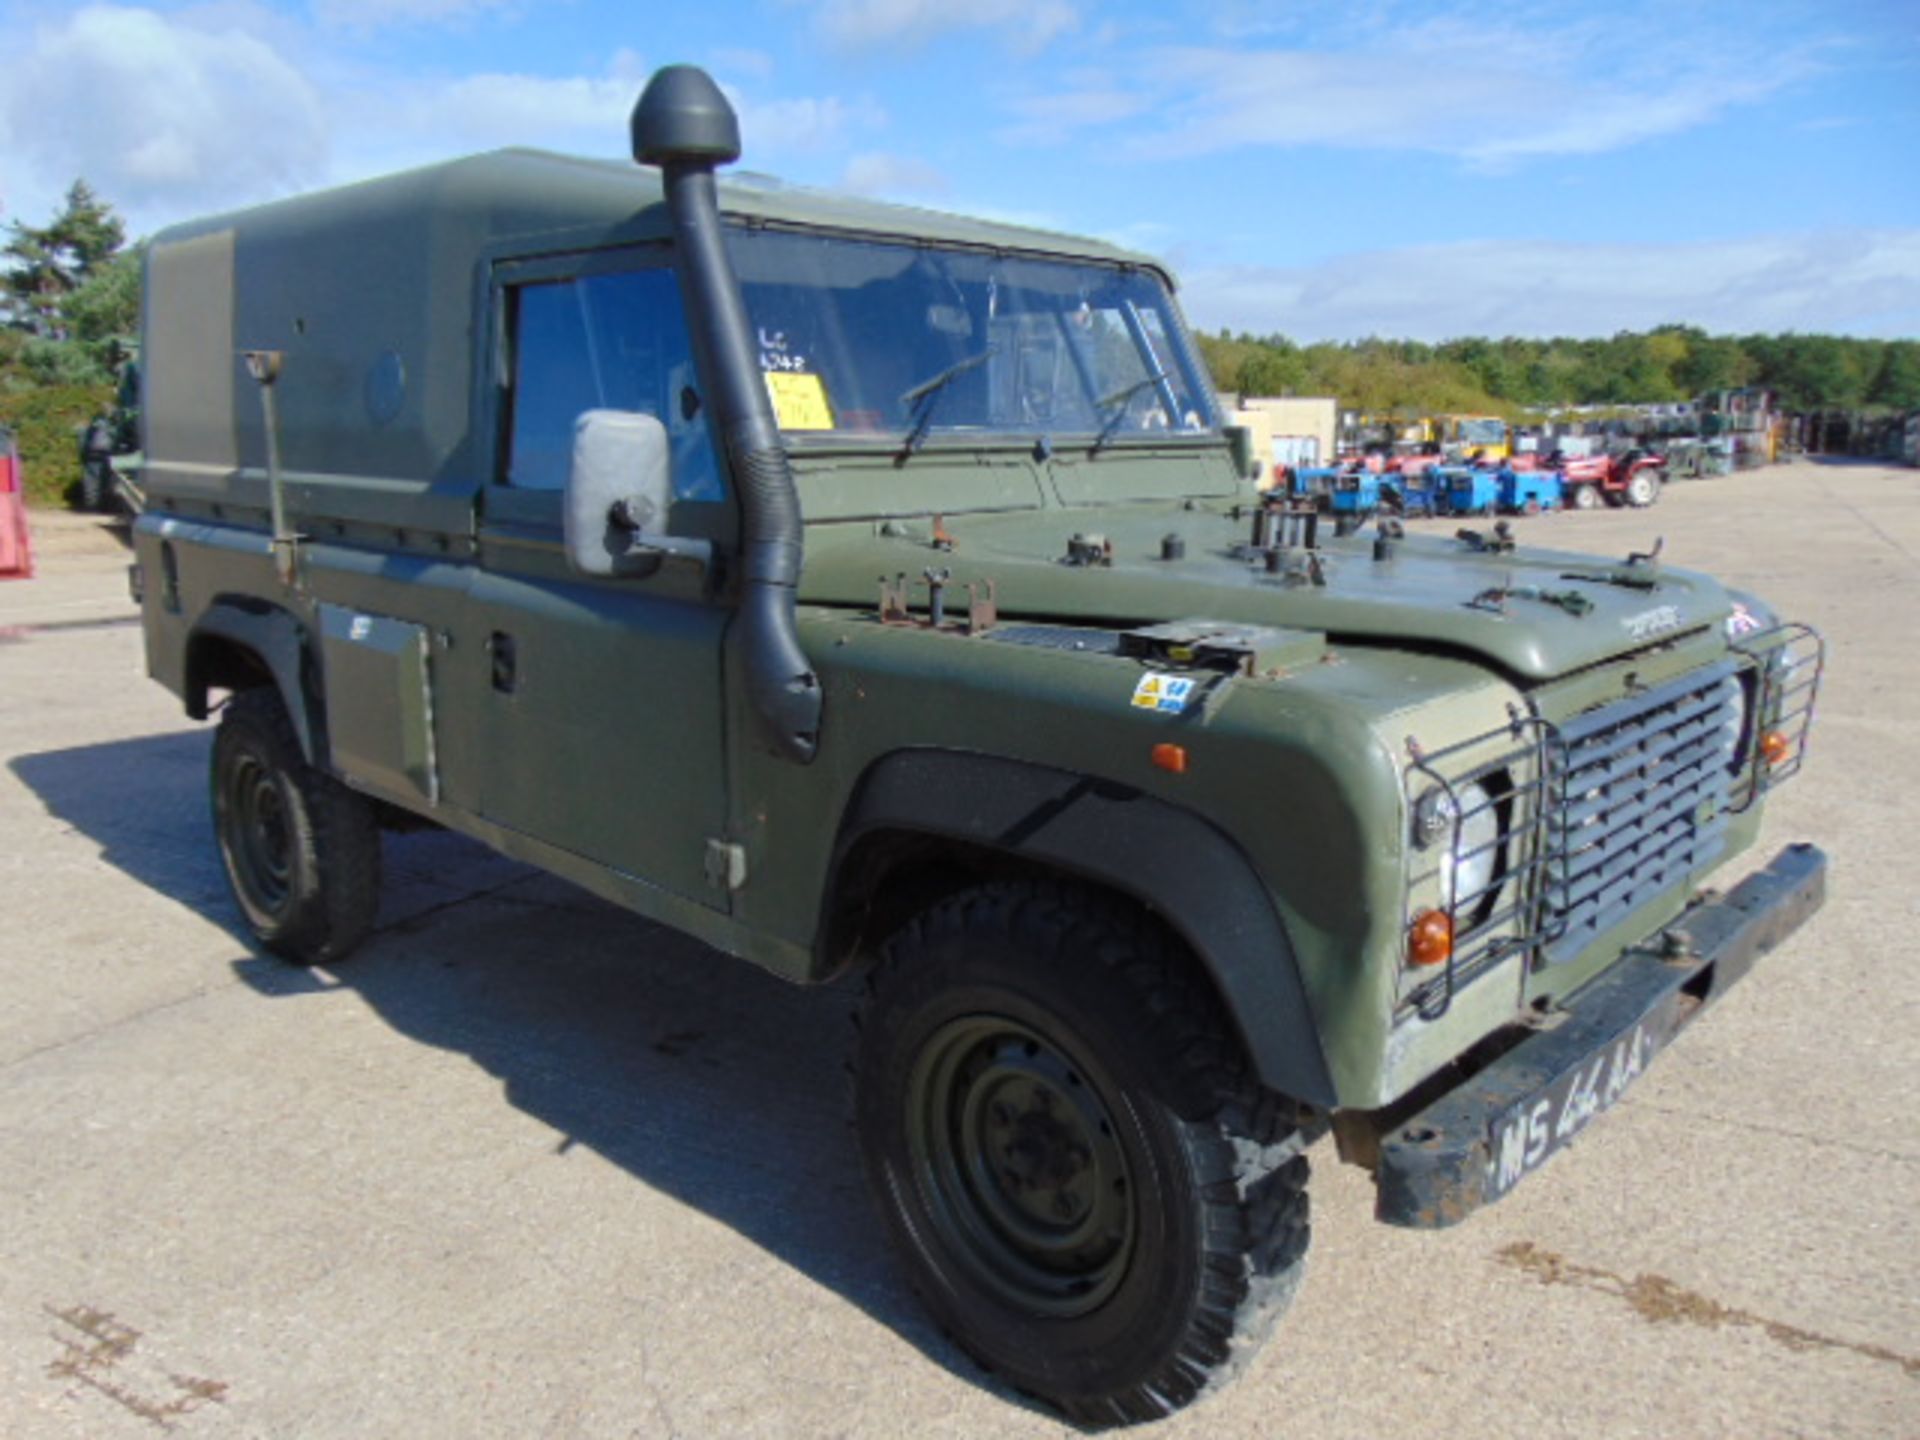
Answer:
1497;467;1564;514
1328;469;1387;517
1290;465;1341;507
1437;465;1500;516
1388;469;1441;517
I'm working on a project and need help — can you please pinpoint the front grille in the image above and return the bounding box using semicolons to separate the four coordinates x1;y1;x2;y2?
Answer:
1540;661;1739;964
1401;627;1821;1019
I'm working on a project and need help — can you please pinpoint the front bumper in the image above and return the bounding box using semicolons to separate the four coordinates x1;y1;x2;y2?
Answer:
1374;842;1826;1228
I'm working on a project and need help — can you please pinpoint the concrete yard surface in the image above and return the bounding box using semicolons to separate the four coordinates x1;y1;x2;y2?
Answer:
0;467;1915;1437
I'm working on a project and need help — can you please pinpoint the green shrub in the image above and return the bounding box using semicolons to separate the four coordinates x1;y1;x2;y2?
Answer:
0;382;113;507
20;335;114;386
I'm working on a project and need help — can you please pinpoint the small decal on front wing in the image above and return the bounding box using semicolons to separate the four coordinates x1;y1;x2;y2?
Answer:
1131;673;1196;714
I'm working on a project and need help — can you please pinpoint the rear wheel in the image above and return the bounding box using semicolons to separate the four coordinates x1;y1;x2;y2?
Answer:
854;882;1311;1426
211;688;381;963
1626;471;1659;507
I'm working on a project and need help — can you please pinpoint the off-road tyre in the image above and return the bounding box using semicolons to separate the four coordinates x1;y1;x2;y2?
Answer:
211;687;380;964
854;881;1311;1426
1569;483;1600;511
1625;471;1660;507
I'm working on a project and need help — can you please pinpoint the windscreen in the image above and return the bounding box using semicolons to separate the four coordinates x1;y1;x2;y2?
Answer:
725;228;1217;443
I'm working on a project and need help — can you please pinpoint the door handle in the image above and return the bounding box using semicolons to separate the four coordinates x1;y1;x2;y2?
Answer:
489;631;517;693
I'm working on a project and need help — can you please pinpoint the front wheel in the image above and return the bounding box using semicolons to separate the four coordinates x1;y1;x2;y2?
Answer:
854;882;1310;1426
1569;483;1600;511
212;688;381;963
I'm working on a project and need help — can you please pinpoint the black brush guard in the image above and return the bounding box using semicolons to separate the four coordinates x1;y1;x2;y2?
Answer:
1374;624;1826;1226
1401;623;1823;1021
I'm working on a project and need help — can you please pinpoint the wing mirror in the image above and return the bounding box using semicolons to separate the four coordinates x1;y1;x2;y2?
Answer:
563;409;712;576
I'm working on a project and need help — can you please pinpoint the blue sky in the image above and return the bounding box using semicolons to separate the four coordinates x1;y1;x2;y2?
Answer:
2;0;1916;339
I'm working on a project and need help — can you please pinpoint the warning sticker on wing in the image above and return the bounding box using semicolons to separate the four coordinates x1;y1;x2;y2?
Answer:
1131;673;1197;714
765;371;835;431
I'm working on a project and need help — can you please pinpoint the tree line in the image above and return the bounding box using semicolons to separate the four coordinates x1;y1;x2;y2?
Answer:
1196;327;1920;417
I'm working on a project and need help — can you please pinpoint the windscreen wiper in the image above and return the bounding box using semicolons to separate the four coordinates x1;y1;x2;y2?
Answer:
899;346;997;456
1090;370;1170;454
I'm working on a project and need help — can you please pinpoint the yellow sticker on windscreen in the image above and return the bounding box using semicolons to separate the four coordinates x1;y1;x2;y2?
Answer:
765;371;835;430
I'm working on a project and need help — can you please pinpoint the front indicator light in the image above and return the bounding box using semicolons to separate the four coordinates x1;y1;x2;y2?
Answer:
1408;909;1453;968
1760;729;1793;767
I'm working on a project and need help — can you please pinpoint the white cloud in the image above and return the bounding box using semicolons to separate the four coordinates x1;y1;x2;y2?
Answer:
838;151;948;196
1178;230;1920;342
355;52;879;165
383;49;651;153
1147;43;1802;164
739;92;887;157
0;7;884;238
0;5;328;224
803;0;1079;55
1005;7;1822;164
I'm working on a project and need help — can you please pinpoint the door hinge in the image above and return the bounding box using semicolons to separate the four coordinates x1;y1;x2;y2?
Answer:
705;839;747;892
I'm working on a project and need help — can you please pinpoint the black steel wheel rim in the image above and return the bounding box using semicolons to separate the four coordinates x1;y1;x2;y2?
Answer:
906;1014;1136;1317
223;752;292;915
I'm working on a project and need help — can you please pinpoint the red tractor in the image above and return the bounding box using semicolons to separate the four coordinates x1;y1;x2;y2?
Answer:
1551;447;1666;510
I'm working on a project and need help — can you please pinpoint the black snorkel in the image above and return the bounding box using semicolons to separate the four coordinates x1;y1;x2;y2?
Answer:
632;65;821;763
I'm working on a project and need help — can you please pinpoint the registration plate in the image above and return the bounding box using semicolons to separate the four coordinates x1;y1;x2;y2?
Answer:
1484;1016;1663;1198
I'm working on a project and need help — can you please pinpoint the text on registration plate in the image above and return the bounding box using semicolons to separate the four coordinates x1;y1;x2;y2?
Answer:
1486;1022;1656;1197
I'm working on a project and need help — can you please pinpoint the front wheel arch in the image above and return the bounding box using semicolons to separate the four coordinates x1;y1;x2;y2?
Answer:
820;749;1338;1109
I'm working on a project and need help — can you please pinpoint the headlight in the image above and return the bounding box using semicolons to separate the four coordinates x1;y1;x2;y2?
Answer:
1414;781;1502;920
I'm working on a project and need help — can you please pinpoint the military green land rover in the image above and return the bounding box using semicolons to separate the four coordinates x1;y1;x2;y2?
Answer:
132;67;1826;1424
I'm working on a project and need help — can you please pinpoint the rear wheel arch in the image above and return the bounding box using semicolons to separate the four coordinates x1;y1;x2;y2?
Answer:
820;749;1339;1109
184;599;327;765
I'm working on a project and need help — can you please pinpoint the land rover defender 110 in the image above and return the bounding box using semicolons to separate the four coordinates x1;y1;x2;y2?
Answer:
131;66;1826;1425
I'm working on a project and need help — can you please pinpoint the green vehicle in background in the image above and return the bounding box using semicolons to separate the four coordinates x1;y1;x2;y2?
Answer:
78;349;142;513
130;67;1827;1424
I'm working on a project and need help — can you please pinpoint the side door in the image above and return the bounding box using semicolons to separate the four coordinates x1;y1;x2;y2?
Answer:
470;247;736;907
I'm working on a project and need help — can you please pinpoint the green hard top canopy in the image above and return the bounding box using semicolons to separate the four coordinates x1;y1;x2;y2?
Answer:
152;148;1169;282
